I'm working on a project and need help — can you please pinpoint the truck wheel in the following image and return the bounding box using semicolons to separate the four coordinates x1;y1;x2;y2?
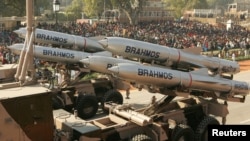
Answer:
172;124;194;141
195;116;220;141
130;134;152;141
102;89;123;112
76;95;98;119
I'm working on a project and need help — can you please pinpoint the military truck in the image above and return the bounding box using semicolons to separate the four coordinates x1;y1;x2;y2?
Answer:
0;78;246;141
50;75;125;119
35;64;131;120
2;39;249;141
53;91;229;141
0;62;130;120
2;1;248;140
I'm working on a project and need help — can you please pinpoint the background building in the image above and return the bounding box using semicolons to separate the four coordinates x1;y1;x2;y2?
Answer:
137;0;174;22
227;1;250;19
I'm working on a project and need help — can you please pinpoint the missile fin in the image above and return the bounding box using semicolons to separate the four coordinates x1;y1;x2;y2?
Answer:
92;51;112;57
88;36;106;41
190;68;209;76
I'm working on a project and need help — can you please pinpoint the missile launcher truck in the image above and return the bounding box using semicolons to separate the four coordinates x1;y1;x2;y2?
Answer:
3;1;249;140
52;35;250;141
1;28;249;141
52;93;229;141
0;75;246;141
51;60;249;141
1;57;248;141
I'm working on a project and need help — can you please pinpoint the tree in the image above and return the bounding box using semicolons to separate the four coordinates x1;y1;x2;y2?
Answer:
82;0;112;19
34;0;50;16
111;0;146;25
65;0;84;20
0;0;50;17
0;0;26;16
81;0;146;25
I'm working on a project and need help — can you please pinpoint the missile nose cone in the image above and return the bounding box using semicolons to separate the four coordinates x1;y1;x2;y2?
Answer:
108;66;119;74
7;44;15;50
13;28;26;35
13;29;20;34
7;44;23;54
80;58;90;65
98;38;108;48
8;44;20;50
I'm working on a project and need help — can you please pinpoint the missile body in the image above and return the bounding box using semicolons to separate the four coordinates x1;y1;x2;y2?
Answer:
98;37;240;74
108;63;249;95
80;56;141;74
8;44;111;63
14;28;105;52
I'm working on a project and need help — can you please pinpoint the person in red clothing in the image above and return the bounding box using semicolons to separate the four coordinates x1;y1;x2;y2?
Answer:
0;55;8;64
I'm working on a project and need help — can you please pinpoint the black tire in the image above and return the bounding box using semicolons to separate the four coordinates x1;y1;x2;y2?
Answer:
102;89;123;112
94;87;109;103
172;124;195;141
105;132;121;141
130;134;152;141
76;95;98;119
195;116;220;141
52;95;64;109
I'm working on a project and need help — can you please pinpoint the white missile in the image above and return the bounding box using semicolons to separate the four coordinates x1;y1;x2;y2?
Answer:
14;28;105;52
108;63;250;96
98;37;240;75
8;43;111;64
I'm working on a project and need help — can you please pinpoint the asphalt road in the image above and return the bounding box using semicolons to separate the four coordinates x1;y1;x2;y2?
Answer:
226;70;250;124
116;70;250;125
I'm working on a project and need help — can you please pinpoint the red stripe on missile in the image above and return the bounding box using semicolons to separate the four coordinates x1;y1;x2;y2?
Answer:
188;73;192;87
177;50;181;64
84;38;86;50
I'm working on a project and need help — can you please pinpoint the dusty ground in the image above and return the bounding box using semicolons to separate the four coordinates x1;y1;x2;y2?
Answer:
238;60;250;71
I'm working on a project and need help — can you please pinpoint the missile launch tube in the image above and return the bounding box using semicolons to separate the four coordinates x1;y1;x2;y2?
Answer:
112;109;152;126
108;63;249;95
14;28;104;52
99;37;240;74
8;44;111;64
127;110;153;123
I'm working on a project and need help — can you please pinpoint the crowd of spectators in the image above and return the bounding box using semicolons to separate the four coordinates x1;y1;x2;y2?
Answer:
35;19;250;52
1;19;250;65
